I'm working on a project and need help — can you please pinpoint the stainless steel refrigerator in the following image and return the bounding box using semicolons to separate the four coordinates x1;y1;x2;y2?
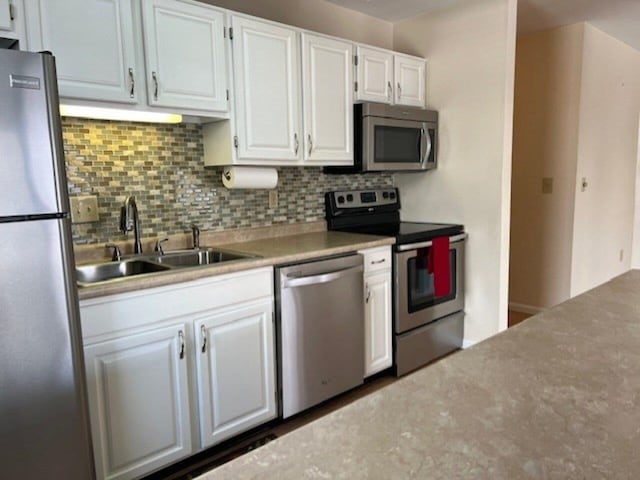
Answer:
0;49;95;478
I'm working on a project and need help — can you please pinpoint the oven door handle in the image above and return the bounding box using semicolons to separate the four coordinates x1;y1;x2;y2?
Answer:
396;233;467;252
282;265;363;288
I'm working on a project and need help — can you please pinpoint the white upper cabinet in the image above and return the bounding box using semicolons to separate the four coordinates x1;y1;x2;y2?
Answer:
231;15;302;162
141;0;228;113
24;0;141;104
1;0;27;48
356;45;394;105
301;32;353;165
394;53;426;107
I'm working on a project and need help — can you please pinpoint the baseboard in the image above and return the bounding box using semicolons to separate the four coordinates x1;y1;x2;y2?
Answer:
462;339;477;349
509;302;546;315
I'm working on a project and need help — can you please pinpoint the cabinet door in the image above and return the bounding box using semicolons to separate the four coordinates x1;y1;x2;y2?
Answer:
195;301;276;448
141;0;228;112
301;32;353;165
24;0;139;103
394;54;425;108
1;0;26;48
231;15;302;162
364;270;393;377
84;324;192;480
356;45;393;104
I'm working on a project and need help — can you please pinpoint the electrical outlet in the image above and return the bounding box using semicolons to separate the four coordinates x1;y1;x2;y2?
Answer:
269;190;278;209
542;177;553;194
70;195;99;223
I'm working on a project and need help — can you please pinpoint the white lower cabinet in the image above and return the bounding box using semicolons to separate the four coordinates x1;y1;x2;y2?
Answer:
360;247;393;377
80;267;276;480
84;324;192;480
195;301;276;448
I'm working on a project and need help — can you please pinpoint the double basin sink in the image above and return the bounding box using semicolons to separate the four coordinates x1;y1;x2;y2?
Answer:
76;247;258;287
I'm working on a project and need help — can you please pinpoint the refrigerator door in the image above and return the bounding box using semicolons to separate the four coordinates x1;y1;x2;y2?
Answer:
0;49;69;217
0;218;95;479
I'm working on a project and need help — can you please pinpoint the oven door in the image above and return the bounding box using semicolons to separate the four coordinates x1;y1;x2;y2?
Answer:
362;116;436;171
394;234;465;334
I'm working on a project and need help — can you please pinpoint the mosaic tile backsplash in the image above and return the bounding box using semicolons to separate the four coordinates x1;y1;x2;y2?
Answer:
62;118;394;245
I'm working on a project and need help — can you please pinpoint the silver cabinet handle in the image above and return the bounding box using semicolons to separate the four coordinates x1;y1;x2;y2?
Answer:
201;325;207;353
178;330;185;360
387;81;392;100
308;134;313;156
397;82;402;99
365;285;371;304
152;71;158;101
371;258;386;265
128;68;135;98
283;265;363;288
294;133;299;155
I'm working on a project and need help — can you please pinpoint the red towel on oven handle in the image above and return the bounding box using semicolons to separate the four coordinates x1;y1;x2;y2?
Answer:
429;236;451;298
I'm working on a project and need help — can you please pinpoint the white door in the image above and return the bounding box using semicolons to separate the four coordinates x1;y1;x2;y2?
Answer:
195;301;276;448
231;15;302;162
394;54;425;108
364;271;393;377
356;45;394;105
301;32;353;165
23;0;140;103
84;324;192;480
141;0;228;112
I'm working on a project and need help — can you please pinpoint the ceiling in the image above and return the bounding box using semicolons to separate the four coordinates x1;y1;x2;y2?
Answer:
325;0;640;51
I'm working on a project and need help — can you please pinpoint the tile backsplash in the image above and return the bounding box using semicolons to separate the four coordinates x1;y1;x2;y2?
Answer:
62;118;393;245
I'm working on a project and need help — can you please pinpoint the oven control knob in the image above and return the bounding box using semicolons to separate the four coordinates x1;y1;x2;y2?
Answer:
389;192;396;200
346;194;354;202
383;192;389;199
337;196;345;204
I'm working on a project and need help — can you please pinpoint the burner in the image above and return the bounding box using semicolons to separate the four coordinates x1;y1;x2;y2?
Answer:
325;188;463;246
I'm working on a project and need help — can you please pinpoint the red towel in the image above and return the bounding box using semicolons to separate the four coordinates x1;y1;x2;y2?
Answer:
429;236;450;297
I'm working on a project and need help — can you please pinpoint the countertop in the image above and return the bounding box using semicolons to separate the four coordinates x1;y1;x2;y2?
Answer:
77;230;394;300
199;270;640;479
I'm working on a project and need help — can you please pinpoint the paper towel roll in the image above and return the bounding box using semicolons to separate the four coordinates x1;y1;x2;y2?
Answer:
222;166;278;190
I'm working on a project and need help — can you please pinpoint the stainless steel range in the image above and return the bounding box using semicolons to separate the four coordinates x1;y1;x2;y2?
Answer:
325;188;466;376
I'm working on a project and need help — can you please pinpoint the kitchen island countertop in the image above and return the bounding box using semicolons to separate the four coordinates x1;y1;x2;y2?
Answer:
199;270;640;479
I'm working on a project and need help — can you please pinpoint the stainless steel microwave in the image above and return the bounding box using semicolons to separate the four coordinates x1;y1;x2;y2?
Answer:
325;103;438;174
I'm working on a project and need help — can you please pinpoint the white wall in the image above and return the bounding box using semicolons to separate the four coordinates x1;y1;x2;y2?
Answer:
509;24;584;309
571;24;640;295
393;0;518;343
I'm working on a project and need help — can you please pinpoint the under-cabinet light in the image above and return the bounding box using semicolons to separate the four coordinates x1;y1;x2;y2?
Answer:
60;105;183;124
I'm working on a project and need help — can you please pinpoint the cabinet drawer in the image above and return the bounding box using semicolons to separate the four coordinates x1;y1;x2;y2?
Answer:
360;246;391;274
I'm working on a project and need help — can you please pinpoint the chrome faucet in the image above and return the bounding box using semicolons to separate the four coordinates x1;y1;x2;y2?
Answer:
120;196;143;254
191;224;200;250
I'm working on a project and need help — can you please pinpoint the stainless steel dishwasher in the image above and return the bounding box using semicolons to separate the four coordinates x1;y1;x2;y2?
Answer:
276;254;364;418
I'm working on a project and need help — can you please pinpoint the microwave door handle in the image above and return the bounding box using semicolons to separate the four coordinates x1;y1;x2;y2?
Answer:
422;126;433;166
420;127;429;166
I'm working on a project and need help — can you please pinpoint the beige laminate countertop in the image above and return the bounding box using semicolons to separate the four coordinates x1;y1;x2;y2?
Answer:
198;270;640;479
76;231;394;300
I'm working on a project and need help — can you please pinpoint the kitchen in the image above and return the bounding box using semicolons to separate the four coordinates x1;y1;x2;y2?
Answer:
1;0;640;480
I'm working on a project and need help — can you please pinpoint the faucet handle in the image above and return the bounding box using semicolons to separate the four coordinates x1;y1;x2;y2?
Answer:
155;238;169;255
191;224;200;250
105;243;122;262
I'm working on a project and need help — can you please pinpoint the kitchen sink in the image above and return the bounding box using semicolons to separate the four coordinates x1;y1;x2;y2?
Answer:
76;247;258;286
152;248;253;267
76;260;171;285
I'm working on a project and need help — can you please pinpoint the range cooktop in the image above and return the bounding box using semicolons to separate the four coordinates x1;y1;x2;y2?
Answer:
325;188;464;246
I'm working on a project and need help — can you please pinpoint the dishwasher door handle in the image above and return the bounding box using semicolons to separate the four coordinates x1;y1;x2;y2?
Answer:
282;265;363;288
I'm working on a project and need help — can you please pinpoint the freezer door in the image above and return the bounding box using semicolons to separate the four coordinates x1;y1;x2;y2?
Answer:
0;49;69;217
0;218;95;479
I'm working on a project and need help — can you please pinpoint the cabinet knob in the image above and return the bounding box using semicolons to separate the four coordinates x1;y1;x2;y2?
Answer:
128;68;135;98
152;71;159;101
201;325;207;353
178;330;185;359
294;133;299;155
365;285;371;304
308;134;313;156
387;81;392;100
